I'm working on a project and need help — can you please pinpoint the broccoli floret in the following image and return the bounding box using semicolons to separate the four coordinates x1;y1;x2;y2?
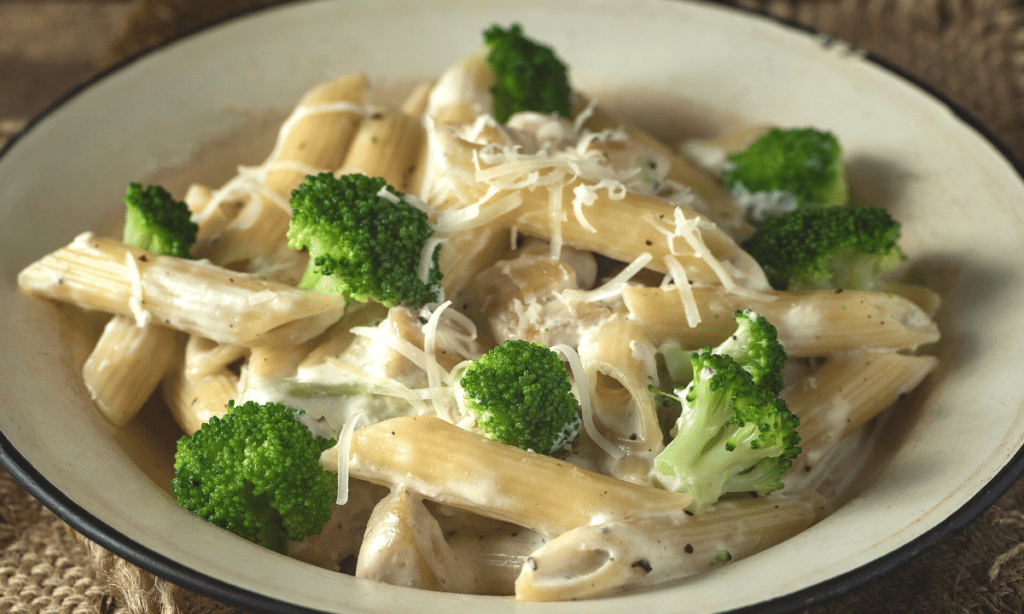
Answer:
722;127;848;223
286;173;442;308
652;350;800;511
658;310;785;394
172;400;337;553
659;338;696;388
484;24;573;124
741;205;906;291
454;339;582;454
713;310;787;395
122;182;197;258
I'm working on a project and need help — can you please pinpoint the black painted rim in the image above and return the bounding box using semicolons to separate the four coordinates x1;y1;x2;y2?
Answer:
2;1;1023;613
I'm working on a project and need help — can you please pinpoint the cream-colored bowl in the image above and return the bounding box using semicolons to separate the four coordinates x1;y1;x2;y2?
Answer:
3;1;1024;612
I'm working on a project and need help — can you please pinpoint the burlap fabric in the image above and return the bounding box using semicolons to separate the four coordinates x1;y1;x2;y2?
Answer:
4;1;1024;612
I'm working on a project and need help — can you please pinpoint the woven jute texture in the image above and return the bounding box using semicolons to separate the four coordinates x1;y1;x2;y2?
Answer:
5;0;1024;612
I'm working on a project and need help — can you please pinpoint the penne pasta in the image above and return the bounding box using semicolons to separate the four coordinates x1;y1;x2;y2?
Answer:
246;334;328;383
401;81;435;117
783;350;939;471
474;242;607;346
381;306;487;378
184;182;243;257
182;335;248;381
355;486;472;592
435;509;547;596
623;285;940;356
425;49;494;126
429;129;769;289
160;337;237;435
880;281;942;318
17;233;345;348
574;95;750;235
514;488;829;601
205;73;369;269
82;315;180;427
577;313;664;462
438;225;514;304
322;416;693;537
337;109;426;191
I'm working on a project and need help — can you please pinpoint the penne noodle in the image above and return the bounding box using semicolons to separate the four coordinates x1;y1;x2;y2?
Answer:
438;225;514;303
182;335;248;381
783;350;939;471
205;73;369;269
514;488;829;601
184;182;243;257
880;281;942;318
435;509;547;596
381;306;487;378
473;243;612;347
246;333;328;383
161;336;237;435
425;49;494;126
577;313;664;461
264;73;370;198
337;109;426;191
430;128;768;288
623;285;940;356
296;304;390;375
17;233;345;347
322;416;693;537
183;182;213;212
161;369;236;435
355;486;472;592
82;315;180;427
401;81;436;117
574;95;750;235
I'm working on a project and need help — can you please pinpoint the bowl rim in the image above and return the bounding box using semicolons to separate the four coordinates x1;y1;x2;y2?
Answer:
3;1;1024;612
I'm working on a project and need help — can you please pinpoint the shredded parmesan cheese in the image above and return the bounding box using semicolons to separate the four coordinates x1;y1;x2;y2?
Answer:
335;412;369;505
546;172;567;258
561;252;653;304
662;255;701;328
421;300;454;415
376;184;401;204
551;344;624;460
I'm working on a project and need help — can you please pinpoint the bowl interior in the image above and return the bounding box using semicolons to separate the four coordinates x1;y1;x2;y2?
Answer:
3;1;1024;612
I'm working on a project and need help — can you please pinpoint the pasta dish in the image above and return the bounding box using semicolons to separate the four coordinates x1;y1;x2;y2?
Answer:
15;25;940;601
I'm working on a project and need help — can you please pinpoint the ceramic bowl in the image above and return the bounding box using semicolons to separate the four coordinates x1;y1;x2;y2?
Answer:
3;1;1024;612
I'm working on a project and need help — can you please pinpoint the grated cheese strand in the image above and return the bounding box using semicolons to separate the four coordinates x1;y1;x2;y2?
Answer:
551;344;624;460
335;412;369;505
437;190;523;235
560;252;653;304
265;101;374;167
421;300;455;416
663;255;701;328
546;171;567;259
